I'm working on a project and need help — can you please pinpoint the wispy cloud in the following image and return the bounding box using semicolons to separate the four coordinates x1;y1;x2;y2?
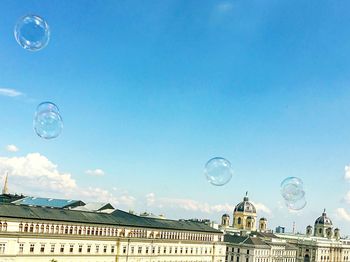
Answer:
5;145;19;152
85;169;105;176
0;88;23;97
336;208;350;222
345;165;350;181
343;191;350;204
215;2;234;13
0;153;134;208
145;193;271;216
145;192;232;213
252;202;272;215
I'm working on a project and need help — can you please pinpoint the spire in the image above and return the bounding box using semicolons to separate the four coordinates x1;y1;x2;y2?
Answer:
244;191;249;201
2;172;8;194
323;208;326;215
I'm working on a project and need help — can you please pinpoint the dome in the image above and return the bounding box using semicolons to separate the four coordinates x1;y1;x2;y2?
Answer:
222;213;230;217
260;217;267;221
315;209;332;226
234;194;256;213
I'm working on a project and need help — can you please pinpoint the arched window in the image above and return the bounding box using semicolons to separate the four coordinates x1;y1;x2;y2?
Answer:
3;222;7;231
46;224;50;233
19;223;23;232
50;224;54;233
35;224;39;232
30;223;34;233
40;224;45;233
238;217;241;225
24;223;28;232
69;226;73;234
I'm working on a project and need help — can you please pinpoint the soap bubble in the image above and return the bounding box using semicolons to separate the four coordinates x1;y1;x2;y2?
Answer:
34;102;63;139
285;197;307;211
204;157;233;186
14;15;50;51
280;177;305;202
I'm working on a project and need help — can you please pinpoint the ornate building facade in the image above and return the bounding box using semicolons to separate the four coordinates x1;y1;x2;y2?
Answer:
220;193;350;262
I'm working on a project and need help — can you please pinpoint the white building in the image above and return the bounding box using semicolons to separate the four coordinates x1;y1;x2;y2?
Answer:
0;197;225;262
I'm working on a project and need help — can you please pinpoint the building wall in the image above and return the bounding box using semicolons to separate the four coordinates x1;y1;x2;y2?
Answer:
224;241;297;262
0;217;226;262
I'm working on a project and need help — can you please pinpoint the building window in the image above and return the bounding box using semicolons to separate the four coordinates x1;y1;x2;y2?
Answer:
247;250;249;254
40;244;45;253
96;245;100;253
69;244;74;253
79;245;82;253
111;245;115;253
238;217;241;224
19;243;24;254
30;243;34;253
238;248;240;253
50;244;55;253
104;245;107;253
146;246;149;254
138;246;142;254
122;246;126;254
60;244;64;253
152;247;155;253
0;243;6;254
87;245;91;253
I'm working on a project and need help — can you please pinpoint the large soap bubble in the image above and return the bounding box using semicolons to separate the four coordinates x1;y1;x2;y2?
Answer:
285;197;307;211
14;15;50;51
33;102;63;139
204;157;233;186
280;177;305;202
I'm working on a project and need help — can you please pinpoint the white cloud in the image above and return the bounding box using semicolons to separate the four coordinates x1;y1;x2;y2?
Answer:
5;145;19;152
336;208;350;222
0;88;23;97
345;165;350;181
145;193;233;214
343;191;350;204
85;169;105;176
252;202;272;215
0;153;135;208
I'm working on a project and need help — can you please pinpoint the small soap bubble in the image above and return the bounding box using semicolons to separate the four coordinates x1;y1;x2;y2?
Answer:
14;15;50;51
33;102;63;139
280;177;305;202
285;197;307;211
204;157;233;186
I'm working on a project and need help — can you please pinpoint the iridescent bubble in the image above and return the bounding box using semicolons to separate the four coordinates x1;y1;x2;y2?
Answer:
280;177;305;202
33;102;63;139
285;197;307;211
204;157;233;186
14;15;50;51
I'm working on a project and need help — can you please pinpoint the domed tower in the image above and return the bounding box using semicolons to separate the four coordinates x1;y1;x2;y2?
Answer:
221;214;230;227
306;225;313;237
233;192;257;231
259;218;267;232
314;209;333;238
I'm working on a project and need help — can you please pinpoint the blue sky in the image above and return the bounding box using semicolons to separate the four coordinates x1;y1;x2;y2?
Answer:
1;0;350;235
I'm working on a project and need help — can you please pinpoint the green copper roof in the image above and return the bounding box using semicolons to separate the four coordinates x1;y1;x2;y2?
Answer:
0;203;220;233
